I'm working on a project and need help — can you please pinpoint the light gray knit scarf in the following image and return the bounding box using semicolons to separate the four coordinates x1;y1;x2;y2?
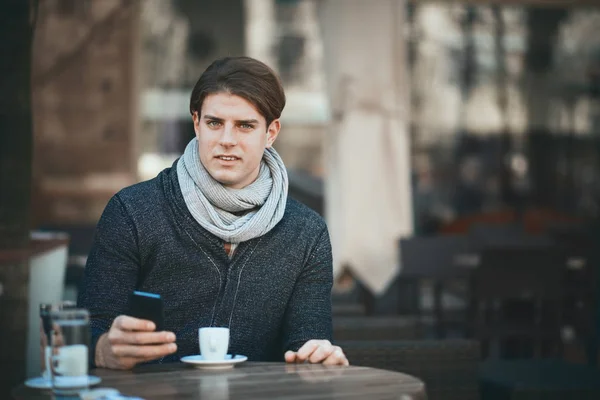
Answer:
176;138;288;244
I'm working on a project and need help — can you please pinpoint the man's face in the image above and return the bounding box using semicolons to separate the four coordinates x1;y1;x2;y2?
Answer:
193;92;280;189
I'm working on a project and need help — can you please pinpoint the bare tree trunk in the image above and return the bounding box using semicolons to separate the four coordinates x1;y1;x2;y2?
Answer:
458;6;476;139
525;8;567;209
0;0;34;395
492;6;514;210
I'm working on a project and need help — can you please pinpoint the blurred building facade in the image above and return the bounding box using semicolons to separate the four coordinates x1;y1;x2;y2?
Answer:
406;4;600;234
31;0;139;226
138;0;327;183
29;0;600;235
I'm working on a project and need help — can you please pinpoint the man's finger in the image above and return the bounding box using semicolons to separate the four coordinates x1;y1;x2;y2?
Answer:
113;357;140;370
308;343;334;364
296;340;323;361
114;315;155;332
109;330;176;345
111;342;177;359
284;351;296;363
322;347;349;366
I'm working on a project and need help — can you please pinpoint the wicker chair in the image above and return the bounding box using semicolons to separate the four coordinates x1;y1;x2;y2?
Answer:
337;339;481;400
468;247;565;359
333;316;422;341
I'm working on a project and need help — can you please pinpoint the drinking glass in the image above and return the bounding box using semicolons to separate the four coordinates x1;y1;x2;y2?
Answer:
39;301;76;380
50;308;90;396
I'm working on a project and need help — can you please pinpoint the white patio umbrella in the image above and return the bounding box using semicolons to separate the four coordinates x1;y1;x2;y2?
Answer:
318;0;414;294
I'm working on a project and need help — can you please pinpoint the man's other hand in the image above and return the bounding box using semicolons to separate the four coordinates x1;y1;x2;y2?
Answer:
284;340;349;366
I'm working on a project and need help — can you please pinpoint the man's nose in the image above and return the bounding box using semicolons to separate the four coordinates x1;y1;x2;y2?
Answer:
219;125;237;146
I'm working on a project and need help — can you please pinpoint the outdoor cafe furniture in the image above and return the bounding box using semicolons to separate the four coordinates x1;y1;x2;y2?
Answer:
338;339;480;400
333;315;423;341
12;361;427;400
479;358;600;400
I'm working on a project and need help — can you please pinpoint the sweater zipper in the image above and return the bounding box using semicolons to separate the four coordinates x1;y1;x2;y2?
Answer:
211;261;231;326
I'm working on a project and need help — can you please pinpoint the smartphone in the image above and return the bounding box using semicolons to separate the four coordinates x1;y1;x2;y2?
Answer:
128;291;165;331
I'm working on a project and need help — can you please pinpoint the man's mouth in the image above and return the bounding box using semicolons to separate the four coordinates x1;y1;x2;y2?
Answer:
216;155;239;161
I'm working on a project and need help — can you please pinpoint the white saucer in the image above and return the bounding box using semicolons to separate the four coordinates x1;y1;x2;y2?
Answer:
25;375;102;389
181;354;248;370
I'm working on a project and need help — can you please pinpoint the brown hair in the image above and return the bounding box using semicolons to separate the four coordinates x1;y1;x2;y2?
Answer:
189;56;286;127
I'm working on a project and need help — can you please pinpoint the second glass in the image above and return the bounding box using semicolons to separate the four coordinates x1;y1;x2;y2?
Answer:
49;308;90;396
39;300;76;381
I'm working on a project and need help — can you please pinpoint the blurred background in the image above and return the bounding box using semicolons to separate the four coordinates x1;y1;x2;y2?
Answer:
25;0;600;228
2;0;600;398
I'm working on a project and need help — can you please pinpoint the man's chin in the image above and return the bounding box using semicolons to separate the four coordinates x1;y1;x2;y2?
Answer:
210;172;243;189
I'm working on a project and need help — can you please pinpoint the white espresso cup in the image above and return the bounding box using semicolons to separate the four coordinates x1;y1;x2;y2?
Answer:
199;327;229;361
53;344;88;377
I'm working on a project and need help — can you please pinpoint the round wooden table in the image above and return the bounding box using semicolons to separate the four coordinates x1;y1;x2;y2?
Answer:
13;362;427;399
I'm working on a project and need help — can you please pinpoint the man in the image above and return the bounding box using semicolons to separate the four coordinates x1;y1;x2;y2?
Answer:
78;56;348;369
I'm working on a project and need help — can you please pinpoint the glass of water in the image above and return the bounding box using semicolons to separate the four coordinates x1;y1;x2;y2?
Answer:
50;308;90;396
40;301;76;380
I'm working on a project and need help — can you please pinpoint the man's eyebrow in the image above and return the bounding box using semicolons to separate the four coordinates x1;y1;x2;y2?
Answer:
203;115;259;125
236;119;259;124
203;115;223;121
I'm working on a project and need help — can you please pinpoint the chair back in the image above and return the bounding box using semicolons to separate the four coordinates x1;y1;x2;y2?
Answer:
337;339;481;400
399;235;473;278
333;316;422;341
470;247;565;358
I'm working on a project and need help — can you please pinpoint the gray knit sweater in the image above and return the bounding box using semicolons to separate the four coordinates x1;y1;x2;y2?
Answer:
77;164;333;366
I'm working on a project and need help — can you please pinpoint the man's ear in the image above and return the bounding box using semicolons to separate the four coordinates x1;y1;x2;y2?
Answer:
266;119;281;148
192;111;200;135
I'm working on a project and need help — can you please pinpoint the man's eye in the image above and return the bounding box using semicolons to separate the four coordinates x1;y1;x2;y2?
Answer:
207;121;221;127
240;124;254;130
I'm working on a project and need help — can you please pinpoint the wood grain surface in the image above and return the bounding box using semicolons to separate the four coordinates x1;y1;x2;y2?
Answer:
13;361;427;400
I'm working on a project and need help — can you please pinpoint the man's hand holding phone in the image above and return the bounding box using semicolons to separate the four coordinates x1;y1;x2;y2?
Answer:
95;316;177;370
95;292;177;370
